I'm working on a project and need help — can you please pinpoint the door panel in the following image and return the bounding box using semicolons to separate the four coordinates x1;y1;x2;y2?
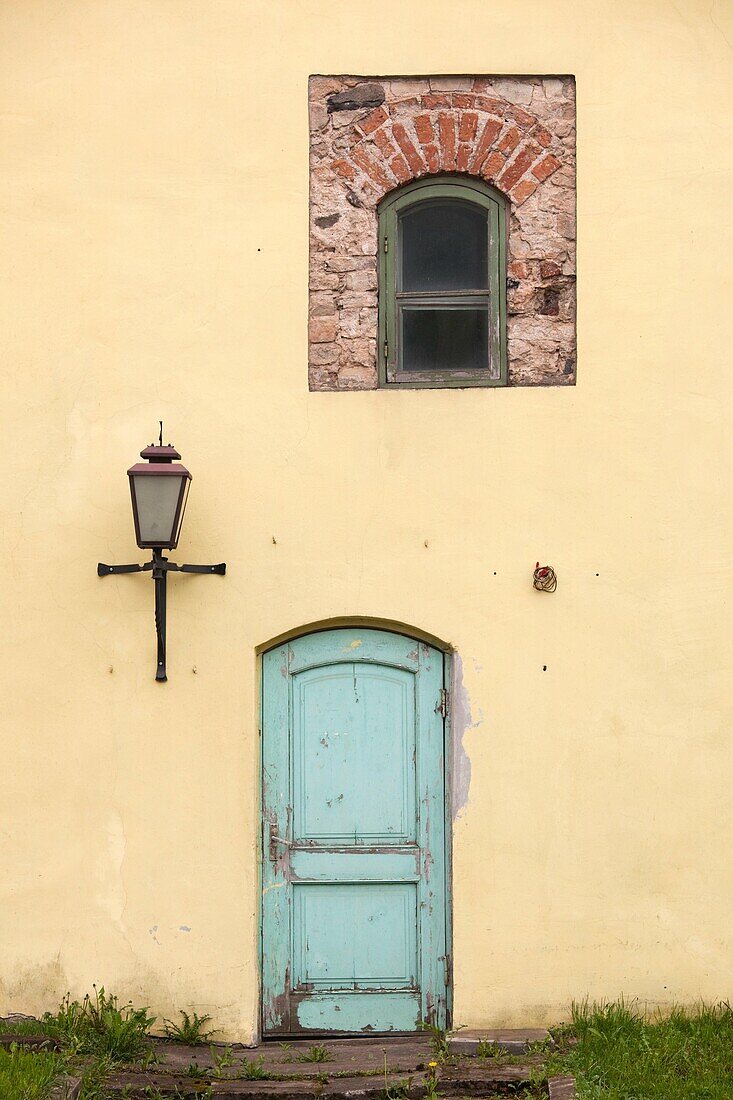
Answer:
261;628;448;1035
293;664;416;843
292;882;417;989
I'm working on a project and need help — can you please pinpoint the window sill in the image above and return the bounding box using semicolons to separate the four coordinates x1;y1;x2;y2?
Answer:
383;370;506;389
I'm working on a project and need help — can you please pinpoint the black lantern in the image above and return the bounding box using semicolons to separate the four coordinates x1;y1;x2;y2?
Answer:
98;427;225;682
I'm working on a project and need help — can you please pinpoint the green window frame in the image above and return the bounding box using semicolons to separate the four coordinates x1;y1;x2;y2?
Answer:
378;176;507;388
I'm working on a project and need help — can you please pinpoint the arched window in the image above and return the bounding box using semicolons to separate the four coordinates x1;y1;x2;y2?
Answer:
378;176;507;388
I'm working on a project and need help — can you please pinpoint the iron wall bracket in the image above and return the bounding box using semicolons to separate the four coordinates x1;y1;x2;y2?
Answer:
97;551;226;681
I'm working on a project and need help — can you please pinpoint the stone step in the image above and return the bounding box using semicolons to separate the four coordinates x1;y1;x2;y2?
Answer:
155;1035;431;1078
103;1070;427;1099
0;1033;60;1051
447;1028;551;1055
547;1075;577;1099
438;1063;535;1094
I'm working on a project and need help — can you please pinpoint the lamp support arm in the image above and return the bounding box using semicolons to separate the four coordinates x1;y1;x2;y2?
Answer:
97;561;152;576
98;560;226;577
97;551;226;681
177;562;227;575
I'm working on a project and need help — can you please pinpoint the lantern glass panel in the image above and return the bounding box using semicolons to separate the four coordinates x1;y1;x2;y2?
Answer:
133;474;185;546
173;477;191;545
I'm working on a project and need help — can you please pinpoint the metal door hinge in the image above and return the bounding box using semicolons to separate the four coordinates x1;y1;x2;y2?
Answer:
436;688;449;719
384;236;389;253
384;341;389;359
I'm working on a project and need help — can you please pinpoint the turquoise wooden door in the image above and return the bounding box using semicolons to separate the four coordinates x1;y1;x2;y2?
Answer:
261;628;449;1035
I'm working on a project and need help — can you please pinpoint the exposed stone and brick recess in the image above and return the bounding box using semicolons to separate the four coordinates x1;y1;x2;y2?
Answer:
309;75;576;390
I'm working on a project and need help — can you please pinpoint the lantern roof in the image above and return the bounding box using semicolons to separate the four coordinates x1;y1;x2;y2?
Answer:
140;443;181;462
127;442;191;480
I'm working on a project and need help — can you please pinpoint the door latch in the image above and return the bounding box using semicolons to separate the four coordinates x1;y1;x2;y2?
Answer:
268;821;290;862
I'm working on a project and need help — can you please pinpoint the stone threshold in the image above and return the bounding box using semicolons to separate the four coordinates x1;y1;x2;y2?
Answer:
447;1027;552;1054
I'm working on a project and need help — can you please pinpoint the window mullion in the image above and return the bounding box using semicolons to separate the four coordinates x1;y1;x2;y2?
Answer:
395;289;488;300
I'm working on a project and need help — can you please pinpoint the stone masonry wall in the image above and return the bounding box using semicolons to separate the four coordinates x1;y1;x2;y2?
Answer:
309;76;576;390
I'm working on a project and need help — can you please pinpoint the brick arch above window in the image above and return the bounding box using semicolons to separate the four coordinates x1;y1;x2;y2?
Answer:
331;92;561;209
309;76;576;391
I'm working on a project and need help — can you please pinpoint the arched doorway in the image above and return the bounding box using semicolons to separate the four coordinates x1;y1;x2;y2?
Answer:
261;626;450;1035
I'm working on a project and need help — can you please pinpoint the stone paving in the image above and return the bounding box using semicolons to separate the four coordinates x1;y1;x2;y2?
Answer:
102;1029;574;1098
3;1028;576;1098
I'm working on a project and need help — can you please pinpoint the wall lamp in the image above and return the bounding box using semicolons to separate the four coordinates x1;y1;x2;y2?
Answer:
98;427;226;682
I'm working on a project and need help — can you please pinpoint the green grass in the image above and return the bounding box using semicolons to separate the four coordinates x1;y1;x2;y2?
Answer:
0;1018;57;1039
418;1020;451;1062
0;988;156;1098
296;1044;333;1063
238;1055;271;1080
77;1055;114;1099
164;1010;214;1045
43;986;155;1063
546;1000;733;1099
0;1046;63;1099
208;1043;235;1077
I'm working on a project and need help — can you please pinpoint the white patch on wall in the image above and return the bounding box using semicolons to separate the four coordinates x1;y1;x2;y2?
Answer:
94;811;129;940
451;653;484;820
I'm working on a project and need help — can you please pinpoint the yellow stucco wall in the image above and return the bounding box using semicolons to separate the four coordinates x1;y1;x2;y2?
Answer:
1;0;732;1040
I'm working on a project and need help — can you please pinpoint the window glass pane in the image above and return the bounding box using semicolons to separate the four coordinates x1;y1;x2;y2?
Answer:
401;307;488;372
400;201;487;292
